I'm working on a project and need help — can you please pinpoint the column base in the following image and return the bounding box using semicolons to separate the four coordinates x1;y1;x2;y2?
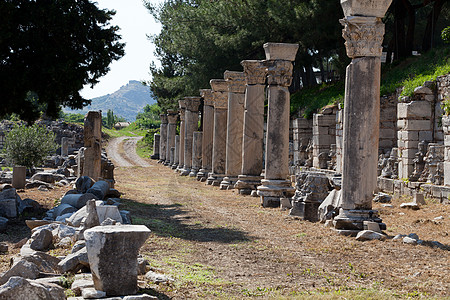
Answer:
257;179;295;208
196;169;210;181
235;175;262;195
289;201;321;222
219;176;238;190
189;168;199;177
180;167;191;176
164;161;171;166
171;163;178;170
207;173;225;186
175;165;183;173
333;208;386;236
150;154;159;160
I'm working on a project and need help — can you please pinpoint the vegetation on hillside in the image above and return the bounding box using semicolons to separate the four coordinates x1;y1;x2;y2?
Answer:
60;112;126;129
0;0;124;123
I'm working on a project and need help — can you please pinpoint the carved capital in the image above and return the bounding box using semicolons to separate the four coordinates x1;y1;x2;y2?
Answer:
178;99;186;109
167;109;178;124
210;79;228;92
184;97;201;112
212;91;228;109
160;114;168;124
224;71;246;94
200;89;214;107
340;16;385;58
264;60;294;87
241;60;267;85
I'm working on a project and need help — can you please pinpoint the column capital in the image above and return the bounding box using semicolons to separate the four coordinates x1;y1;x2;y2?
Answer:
340;16;385;58
200;89;214;107
210;79;228;109
241;60;267;85
340;0;392;18
184;97;201;112
263;42;299;61
210;79;228;92
160;114;168;124
167;109;178;124
224;71;246;94
264;60;294;87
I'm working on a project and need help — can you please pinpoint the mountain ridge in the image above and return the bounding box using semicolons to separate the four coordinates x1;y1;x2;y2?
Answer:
64;80;156;121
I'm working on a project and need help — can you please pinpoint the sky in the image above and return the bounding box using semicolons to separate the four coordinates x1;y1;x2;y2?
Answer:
80;0;163;99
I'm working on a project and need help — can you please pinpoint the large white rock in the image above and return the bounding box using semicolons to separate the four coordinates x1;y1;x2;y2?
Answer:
0;276;65;300
84;225;151;296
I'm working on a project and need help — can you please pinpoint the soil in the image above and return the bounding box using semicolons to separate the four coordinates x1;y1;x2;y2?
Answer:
0;137;449;299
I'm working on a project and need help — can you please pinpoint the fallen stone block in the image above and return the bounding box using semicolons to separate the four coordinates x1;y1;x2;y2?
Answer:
53;203;78;218
61;193;98;209
84;225;151;296
18;252;61;274
86;181;110;200
30;229;53;251
31;172;65;184
373;192;392;203
0;199;17;218
0;217;8;232
145;270;173;284
82;287;106;299
318;189;341;223
0;260;40;285
75;176;95;193
25;219;54;230
18;198;42;215
400;202;420;210
71;278;94;296
58;247;89;274
355;230;386;241
96;205;122;224
0;276;65;300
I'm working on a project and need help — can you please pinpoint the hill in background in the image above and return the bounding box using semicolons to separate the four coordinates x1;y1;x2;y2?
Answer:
63;80;156;121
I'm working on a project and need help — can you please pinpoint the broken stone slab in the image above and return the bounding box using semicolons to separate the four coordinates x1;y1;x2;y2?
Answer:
61;193;98;209
30;229;53;251
19;252;61;274
96;205;123;224
124;295;158;300
75;176;95;193
26;219;54;230
86;180;110;200
58;247;89;274
66;200;104;227
318;189;341;223
82;288;106;299
32;223;77;243
71;277;94;296
84;199;100;229
0;276;65;300
355;230;387;241
53;203;78;218
71;240;86;254
373;192;392;203
145;270;174;284
403;236;419;245
413;193;426;205
0;260;40;285
31;172;65;184
55;213;74;223
84;225;151;296
400;202;420;210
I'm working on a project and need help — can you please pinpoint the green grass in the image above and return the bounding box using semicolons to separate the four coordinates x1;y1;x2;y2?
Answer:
291;46;450;118
102;122;148;139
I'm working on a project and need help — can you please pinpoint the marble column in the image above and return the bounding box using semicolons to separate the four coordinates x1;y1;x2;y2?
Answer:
333;0;391;235
61;137;69;157
150;134;160;160
190;132;203;177
166;109;178;166
207;79;228;186
257;43;298;207
197;89;215;181
181;97;201;176
159;114;168;164
220;71;246;190
82;111;102;181
176;100;186;172
235;60;267;195
172;135;180;169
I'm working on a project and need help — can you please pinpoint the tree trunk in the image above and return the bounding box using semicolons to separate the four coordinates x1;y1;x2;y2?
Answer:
422;0;446;52
403;0;416;55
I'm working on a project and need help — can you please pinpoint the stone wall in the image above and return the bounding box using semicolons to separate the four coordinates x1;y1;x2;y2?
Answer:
312;108;337;169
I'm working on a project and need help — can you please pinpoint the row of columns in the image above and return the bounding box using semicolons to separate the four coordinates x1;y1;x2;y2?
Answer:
156;42;299;207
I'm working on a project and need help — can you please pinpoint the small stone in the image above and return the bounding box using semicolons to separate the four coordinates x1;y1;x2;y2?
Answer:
81;288;106;299
431;241;446;250
403;236;418;245
71;278;94;296
38;185;49;192
373;192;392;203
400;202;419;210
101;217;117;226
137;257;148;275
0;242;8;253
57;247;89;273
145;270;173;284
55;236;73;249
355;230;386;241
433;216;444;221
29;229;53;251
393;234;406;241
381;204;394;208
123;294;158;300
413;193;426;205
0;260;40;285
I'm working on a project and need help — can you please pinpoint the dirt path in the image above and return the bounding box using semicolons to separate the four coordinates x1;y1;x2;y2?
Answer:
114;159;450;299
106;136;151;167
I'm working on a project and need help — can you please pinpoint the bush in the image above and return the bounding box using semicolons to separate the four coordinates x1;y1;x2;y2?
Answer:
3;124;57;169
442;26;450;44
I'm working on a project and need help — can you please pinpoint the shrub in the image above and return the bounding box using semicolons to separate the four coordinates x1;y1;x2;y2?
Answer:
442;26;450;44
3;124;57;169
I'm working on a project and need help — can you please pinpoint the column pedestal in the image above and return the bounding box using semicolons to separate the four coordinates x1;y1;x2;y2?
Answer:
235;175;263;195
257;179;295;208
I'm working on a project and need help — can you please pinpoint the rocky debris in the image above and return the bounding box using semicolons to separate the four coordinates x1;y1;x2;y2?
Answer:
413;193;426;205
61;193;98;209
355;230;387;241
0;243;8;253
31;172;65;184
145;270;174;284
82;288;107;299
0;276;65;300
124;294;158;300
29;229;53;251
58;247;89;274
0;187;21;218
137;257;149;275
71;275;94;296
0;259;40;285
86;181;110;200
16;252;61;274
318;189;341;223
18;198;42;215
373;192;392;203
400;202;420;210
0;217;8;232
75;176;95;194
84;225;151;296
97;205;123;224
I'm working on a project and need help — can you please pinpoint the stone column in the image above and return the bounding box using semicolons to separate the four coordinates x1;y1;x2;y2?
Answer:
190;132;203;177
197;89;215;181
333;1;392;235
82;111;102;181
61;137;69;157
159;114;168;164
172;135;180;169
220;71;246;190
151;134;160;160
235;60;266;195
12;166;26;189
170;147;175;166
166;110;178;166
256;43;298;207
207;79;228;186
177;100;186;172
181;97;201;176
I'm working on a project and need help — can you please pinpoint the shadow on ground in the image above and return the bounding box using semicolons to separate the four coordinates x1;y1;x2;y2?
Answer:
122;199;252;244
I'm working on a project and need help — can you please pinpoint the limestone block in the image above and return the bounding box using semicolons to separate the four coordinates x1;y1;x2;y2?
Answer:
380;106;396;120
12;166;26;189
95;205;123;224
0;276;65;300
444;162;450;186
86;180;110;200
61;193;97;209
377;177;394;194
313;126;329;135
75;176;95;193
30;229;53;251
418;130;433;142
404;141;419;149
312;134;334;146
435;131;444;142
403;120;431;131
397;101;432;119
313;114;336;127
341;0;392;18
58;247;89;273
53;203;78;218
379;128;395;139
379;140;393;149
293;118;312;129
0;260;40;285
401;163;414;178
84;225;151;296
397;119;405;129
401;130;419;141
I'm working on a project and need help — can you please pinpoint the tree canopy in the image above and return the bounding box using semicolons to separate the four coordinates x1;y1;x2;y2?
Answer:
0;0;125;123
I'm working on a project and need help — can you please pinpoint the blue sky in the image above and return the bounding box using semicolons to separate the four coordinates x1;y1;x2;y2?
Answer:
80;0;163;99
